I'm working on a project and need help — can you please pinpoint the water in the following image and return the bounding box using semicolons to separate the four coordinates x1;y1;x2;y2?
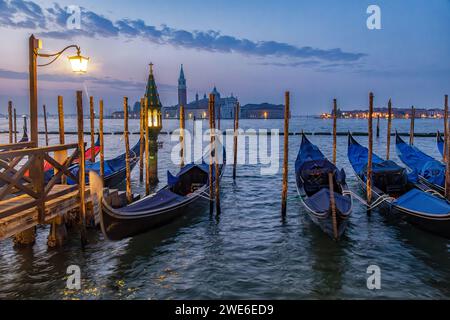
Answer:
0;116;449;299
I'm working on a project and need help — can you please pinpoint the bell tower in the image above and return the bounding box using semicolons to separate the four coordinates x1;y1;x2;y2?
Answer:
178;64;187;113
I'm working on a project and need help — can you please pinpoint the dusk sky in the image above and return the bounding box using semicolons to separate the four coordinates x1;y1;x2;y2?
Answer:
0;0;449;115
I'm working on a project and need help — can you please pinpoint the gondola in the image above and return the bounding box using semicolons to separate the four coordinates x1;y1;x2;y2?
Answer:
295;133;352;239
348;133;450;238
65;139;141;188
437;131;444;157
395;132;445;195
92;148;226;241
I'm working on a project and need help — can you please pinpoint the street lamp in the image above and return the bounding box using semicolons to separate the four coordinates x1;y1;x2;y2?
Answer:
29;34;89;146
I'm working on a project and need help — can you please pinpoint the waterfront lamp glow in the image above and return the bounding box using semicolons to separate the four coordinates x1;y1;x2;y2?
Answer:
68;53;89;73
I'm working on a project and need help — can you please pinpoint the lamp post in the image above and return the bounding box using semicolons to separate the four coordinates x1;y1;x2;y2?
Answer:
29;34;89;146
17;35;89;246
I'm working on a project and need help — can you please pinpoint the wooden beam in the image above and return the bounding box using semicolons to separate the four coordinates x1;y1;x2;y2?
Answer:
13;108;17;143
76;91;87;245
332;99;337;164
8;101;12;144
233;102;240;180
367;92;374;209
144;98;150;196
281;91;290;217
99;99;105;179
139;98;144;182
409;106;415;145
124;97;132;203
208;94;214;214
445;95;450;200
43;104;49;146
386;99;392;160
0;144;79;159
89;96;95;162
179;104;185;168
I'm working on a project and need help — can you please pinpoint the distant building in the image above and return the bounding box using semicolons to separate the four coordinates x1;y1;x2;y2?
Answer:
321;107;446;119
162;65;238;119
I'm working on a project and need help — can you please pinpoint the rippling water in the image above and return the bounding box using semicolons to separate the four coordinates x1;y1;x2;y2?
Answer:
0;116;449;299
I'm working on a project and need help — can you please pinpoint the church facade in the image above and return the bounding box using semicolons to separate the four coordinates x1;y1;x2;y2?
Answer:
162;65;238;119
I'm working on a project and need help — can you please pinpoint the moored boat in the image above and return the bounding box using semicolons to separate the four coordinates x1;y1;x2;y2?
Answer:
295;133;352;240
66;139;141;188
92;150;225;241
395;132;445;195
348;133;450;238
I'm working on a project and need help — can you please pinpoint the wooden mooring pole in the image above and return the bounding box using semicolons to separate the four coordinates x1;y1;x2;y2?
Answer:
144;98;150;196
444;96;448;163
90;96;95;162
332;99;337;164
281;91;290;217
376;115;380;138
328;172;338;241
76;91;87;245
386;99;392;160
8;101;12;144
233;102;240;180
180;104;185;168
99;99;105;179
445;95;450;200
43;104;49;146
58;96;66;184
367;92;374;212
213;96;221;215
124;97;132;203
409;106;415;145
208;94;214;213
13;108;17;143
139;98;145;182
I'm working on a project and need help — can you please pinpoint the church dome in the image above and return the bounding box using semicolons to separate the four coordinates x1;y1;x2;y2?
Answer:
210;86;221;99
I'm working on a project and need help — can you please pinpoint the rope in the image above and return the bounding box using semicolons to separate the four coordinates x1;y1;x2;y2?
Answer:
342;190;395;210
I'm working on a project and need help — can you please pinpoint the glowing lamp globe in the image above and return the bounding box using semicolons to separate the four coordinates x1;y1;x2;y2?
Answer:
69;54;89;73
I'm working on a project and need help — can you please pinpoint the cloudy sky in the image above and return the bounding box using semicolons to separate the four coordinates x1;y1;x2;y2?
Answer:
0;0;449;115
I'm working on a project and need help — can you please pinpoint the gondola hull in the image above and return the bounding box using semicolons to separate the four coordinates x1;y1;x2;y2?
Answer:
295;133;352;239
101;188;209;241
298;192;351;239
